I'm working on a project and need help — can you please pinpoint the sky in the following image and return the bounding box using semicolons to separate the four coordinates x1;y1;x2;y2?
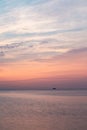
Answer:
0;0;87;89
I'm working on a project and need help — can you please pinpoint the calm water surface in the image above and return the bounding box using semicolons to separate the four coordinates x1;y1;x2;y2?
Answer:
0;90;87;130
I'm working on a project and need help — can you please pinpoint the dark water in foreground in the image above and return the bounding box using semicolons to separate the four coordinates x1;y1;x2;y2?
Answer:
0;90;87;130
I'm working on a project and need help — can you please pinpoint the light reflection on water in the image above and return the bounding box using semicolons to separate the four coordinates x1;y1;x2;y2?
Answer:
0;90;87;130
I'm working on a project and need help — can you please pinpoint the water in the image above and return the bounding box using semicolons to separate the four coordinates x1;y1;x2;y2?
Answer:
0;90;87;130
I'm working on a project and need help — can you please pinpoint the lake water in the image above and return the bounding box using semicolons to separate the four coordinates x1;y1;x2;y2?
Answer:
0;90;87;130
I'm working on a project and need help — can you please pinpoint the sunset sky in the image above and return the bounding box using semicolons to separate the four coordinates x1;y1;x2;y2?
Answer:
0;0;87;89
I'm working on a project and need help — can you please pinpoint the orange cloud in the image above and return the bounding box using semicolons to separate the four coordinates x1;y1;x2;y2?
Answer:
0;47;87;82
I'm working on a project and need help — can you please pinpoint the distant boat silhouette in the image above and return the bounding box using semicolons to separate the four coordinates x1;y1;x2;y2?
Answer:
52;88;56;90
